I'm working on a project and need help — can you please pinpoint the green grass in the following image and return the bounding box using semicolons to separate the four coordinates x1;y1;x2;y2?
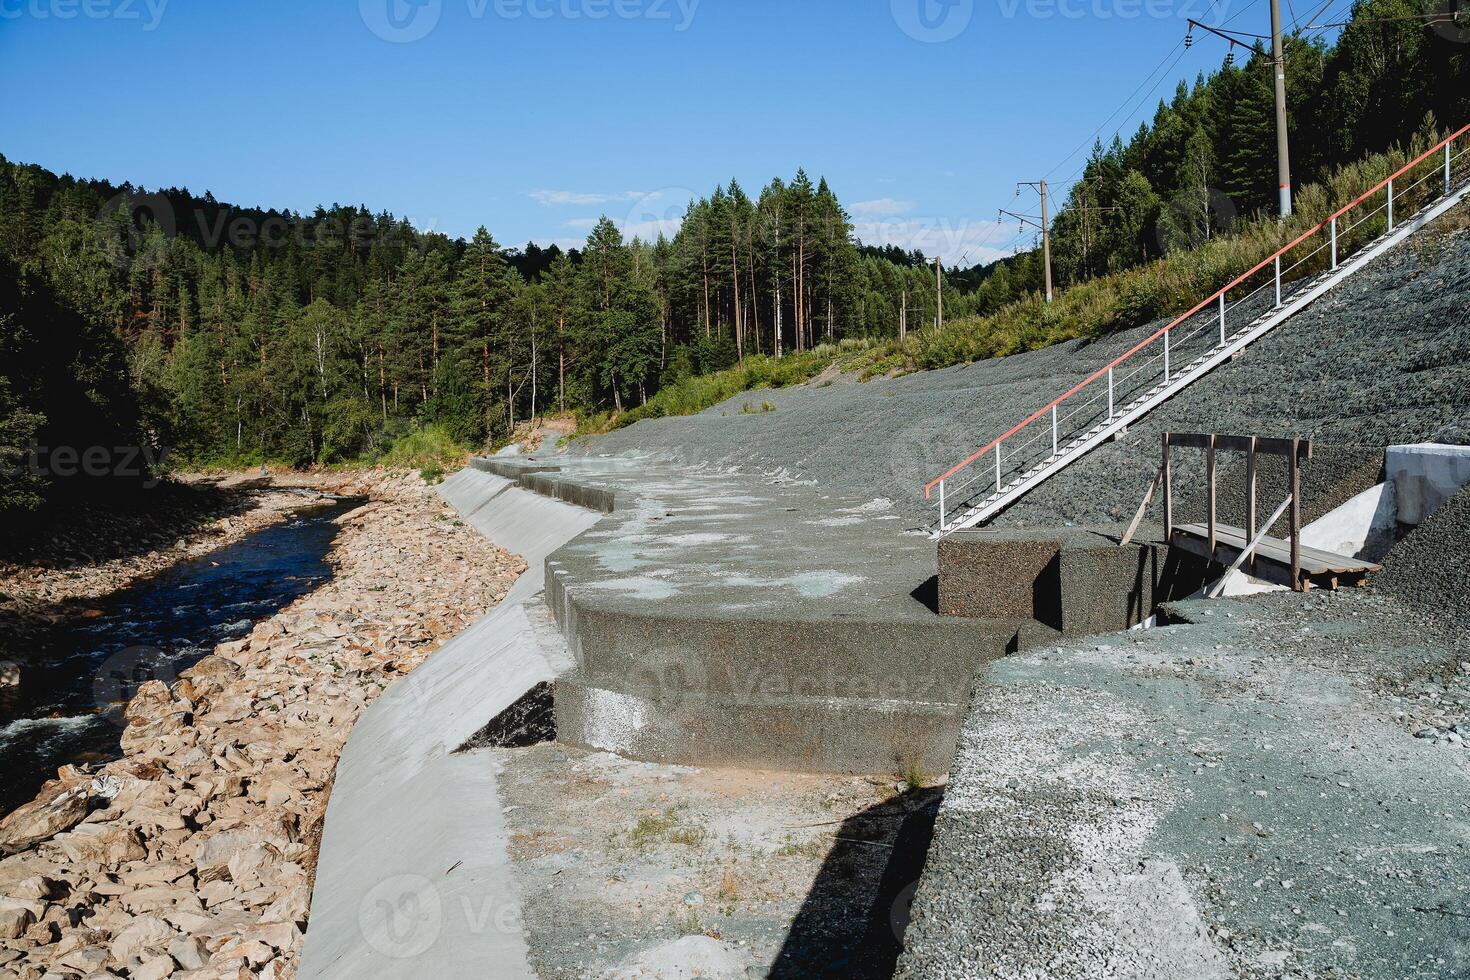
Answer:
378;424;469;478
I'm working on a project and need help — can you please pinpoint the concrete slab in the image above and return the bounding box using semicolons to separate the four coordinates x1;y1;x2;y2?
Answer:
505;456;1045;774
1387;442;1470;525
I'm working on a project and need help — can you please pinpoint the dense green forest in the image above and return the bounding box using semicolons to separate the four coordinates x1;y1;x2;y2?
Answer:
0;0;1466;513
969;0;1470;307
0;163;969;475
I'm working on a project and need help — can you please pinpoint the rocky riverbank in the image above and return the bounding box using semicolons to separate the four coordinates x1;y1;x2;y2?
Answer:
0;471;523;979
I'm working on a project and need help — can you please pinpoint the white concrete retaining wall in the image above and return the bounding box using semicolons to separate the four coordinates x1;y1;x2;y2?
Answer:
299;469;602;980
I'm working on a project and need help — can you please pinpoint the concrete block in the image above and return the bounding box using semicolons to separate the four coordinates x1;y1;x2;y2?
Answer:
1387;443;1470;525
938;531;1060;624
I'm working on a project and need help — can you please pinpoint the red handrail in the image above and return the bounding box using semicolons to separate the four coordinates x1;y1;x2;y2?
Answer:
923;122;1470;499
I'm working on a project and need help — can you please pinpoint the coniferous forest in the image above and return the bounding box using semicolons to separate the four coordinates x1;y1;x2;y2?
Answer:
1;0;1466;513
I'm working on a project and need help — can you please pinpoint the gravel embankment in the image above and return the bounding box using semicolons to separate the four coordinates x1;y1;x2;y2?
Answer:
0;473;524;980
577;229;1470;529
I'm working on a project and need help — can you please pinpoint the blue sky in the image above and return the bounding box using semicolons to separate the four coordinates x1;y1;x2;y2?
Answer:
0;0;1273;265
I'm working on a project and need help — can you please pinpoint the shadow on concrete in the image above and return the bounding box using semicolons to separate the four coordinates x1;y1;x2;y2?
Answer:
770;786;944;980
458;682;557;750
908;575;939;613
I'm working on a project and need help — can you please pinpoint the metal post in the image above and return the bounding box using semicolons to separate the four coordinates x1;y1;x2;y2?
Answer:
1274;256;1282;308
1330;217;1337;269
1206;434;1217;560
1246;437;1258;576
1162;434;1173;540
1387;179;1394;231
1448;141;1454;195
1051;406;1058;456
995;443;1002;493
938;480;946;533
1040;180;1053;304
1218;293;1226;345
1107;367;1114;418
1289;439;1302;589
1163;330;1170;382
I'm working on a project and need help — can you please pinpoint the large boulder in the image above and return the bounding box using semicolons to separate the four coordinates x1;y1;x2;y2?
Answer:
0;779;90;855
54;822;147;866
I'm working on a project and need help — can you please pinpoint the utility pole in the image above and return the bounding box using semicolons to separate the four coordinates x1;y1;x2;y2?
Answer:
1187;16;1292;217
1001;179;1054;303
1269;0;1292;217
934;256;943;331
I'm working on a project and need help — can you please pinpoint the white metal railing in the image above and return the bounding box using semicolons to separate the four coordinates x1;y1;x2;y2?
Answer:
925;123;1470;533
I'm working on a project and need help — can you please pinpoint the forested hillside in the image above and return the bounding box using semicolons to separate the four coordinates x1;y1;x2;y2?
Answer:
0;162;969;482
972;0;1470;307
0;0;1465;515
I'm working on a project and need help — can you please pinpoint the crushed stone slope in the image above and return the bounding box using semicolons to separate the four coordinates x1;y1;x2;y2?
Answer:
576;230;1470;526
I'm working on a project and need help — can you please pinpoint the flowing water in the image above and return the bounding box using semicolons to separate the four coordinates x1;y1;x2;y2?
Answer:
0;497;361;814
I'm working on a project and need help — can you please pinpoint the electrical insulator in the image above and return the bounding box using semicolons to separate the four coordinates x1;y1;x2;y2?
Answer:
1185;28;1194;48
1224;45;1235;66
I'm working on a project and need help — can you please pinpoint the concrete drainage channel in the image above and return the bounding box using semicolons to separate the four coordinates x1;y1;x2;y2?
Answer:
302;446;1470;979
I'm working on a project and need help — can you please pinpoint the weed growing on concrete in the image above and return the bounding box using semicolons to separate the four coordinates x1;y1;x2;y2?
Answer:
899;758;932;791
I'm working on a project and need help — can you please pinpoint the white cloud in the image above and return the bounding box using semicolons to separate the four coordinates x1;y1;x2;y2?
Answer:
563;217;599;230
853;216;1026;268
527;189;647;207
848;198;914;219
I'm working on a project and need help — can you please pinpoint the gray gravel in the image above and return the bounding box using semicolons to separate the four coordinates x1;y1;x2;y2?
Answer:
575;230;1470;530
896;588;1470;980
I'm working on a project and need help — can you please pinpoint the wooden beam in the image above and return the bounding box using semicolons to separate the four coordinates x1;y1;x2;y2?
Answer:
1246;437;1258;576
1162;433;1173;541
1120;466;1164;547
1208;495;1293;598
1207;434;1217;559
1164;432;1311;459
1290;437;1302;590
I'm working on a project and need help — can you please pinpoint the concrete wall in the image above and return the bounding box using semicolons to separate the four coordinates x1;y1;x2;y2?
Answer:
299;469;603;980
938;527;1210;637
1387;443;1470;525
